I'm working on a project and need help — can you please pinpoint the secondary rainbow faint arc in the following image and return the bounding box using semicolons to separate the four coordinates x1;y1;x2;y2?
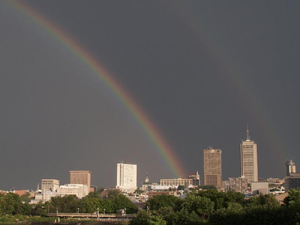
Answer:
168;2;287;170
10;0;187;178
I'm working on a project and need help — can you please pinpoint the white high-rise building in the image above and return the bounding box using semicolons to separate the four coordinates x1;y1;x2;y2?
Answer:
116;162;137;192
240;127;258;182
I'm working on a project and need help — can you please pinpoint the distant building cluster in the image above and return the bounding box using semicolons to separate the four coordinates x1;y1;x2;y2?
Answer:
126;127;295;199
3;126;300;204
31;170;91;203
202;127;260;194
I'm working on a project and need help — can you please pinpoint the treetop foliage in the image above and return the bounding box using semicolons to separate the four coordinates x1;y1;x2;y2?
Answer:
130;188;300;225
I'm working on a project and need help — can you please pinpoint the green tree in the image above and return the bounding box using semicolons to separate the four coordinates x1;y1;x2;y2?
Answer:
225;191;245;206
105;190;121;199
130;210;166;225
50;195;78;213
78;197;99;213
85;191;101;199
284;188;300;207
20;192;32;203
21;202;32;215
130;210;151;225
247;194;280;208
102;190;138;213
1;193;23;215
99;198;114;213
197;189;226;210
112;194;138;213
182;193;214;219
32;202;47;216
165;209;202;225
146;194;182;211
210;208;244;225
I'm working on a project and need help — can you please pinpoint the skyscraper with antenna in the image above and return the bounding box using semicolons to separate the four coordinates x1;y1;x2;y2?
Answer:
240;126;258;182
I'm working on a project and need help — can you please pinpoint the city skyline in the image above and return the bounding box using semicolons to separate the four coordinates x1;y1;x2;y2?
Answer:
3;155;299;193
1;1;300;189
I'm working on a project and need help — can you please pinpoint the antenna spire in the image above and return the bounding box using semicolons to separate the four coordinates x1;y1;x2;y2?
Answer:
246;124;250;140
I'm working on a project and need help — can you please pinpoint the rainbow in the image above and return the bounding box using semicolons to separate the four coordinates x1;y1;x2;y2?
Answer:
8;0;187;178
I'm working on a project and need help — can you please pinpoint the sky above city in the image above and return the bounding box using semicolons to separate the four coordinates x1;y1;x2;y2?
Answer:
1;0;300;190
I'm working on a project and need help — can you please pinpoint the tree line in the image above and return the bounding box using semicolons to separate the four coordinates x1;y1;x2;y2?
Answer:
130;189;300;225
2;188;300;224
0;189;138;217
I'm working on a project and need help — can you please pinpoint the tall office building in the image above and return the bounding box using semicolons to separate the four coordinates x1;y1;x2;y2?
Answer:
70;171;91;192
286;160;296;176
203;147;222;189
240;127;258;182
116;162;137;192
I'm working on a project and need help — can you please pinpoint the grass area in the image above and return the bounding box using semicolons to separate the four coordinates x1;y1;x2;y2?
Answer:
0;215;128;225
0;215;55;223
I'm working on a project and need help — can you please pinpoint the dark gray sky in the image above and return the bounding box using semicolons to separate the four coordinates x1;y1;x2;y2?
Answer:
1;0;300;190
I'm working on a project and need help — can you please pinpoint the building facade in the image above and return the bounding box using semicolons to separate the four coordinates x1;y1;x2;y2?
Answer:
59;184;89;199
42;190;59;202
160;178;193;187
285;173;300;191
41;179;60;193
147;191;177;199
116;162;137;192
69;171;91;192
226;177;248;193
203;147;222;189
286;160;296;176
240;128;258;182
251;182;269;195
188;171;201;186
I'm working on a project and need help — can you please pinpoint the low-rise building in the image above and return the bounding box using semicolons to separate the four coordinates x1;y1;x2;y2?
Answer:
188;172;201;187
160;178;193;188
147;191;177;199
226;177;248;193
251;182;269;195
267;178;284;184
41;179;60;193
59;184;89;199
285;173;300;191
43;190;60;202
30;191;43;204
14;190;29;196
